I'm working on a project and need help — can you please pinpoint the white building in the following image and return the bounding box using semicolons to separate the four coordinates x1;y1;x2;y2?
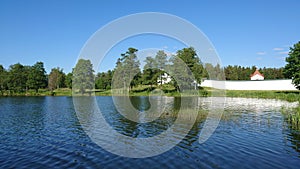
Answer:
200;79;297;90
157;73;172;85
250;69;264;80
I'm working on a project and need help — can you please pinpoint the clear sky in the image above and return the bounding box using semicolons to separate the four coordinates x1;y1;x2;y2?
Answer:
0;0;299;73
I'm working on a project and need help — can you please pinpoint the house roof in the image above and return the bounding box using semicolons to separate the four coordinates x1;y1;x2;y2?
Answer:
250;69;264;77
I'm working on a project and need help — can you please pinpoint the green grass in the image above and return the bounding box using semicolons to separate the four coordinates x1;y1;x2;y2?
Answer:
224;90;300;102
1;86;300;103
282;106;300;130
52;88;72;96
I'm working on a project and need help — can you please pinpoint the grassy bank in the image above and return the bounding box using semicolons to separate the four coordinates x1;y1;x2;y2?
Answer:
0;88;72;96
223;90;300;102
1;87;300;103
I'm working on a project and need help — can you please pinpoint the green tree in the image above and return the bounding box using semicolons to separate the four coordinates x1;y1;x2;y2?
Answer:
169;55;196;91
95;70;113;90
114;48;140;90
7;63;27;93
26;62;47;92
142;56;159;88
64;72;73;89
72;59;95;94
204;63;216;79
154;50;168;86
225;65;238;80
176;47;204;83
105;70;113;90
284;41;300;89
0;65;8;95
48;67;66;91
224;65;285;80
95;72;105;89
260;67;285;80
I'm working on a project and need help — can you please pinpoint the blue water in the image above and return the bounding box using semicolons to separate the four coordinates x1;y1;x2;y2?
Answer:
0;96;299;168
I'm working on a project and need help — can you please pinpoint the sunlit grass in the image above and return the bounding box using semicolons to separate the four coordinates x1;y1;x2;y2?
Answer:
223;90;300;102
1;85;300;104
282;106;300;130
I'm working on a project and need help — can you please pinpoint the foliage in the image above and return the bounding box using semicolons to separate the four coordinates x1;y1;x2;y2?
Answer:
224;65;285;80
0;62;48;94
26;62;47;92
154;50;168;86
113;48;140;90
169;47;204;91
0;65;8;95
7;63;28;93
95;70;113;90
64;72;73;89
72;59;95;94
0;45;295;96
204;63;224;80
176;47;204;83
284;41;300;89
260;67;285;80
48;67;66;91
142;56;159;88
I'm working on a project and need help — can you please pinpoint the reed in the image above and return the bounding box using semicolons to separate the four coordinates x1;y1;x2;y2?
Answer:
281;106;300;130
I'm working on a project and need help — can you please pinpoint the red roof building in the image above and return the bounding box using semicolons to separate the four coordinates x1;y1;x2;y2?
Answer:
250;69;264;80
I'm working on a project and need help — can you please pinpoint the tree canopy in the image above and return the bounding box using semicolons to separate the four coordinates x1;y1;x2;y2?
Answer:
27;62;47;92
176;47;205;83
72;59;95;94
284;41;300;89
142;56;159;88
48;67;66;91
113;48;140;90
0;45;292;95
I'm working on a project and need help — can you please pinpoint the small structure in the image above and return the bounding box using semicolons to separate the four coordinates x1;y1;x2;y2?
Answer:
157;73;172;85
250;69;264;80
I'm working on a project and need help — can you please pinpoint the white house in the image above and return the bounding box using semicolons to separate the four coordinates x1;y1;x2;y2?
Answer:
250;69;264;80
157;73;172;85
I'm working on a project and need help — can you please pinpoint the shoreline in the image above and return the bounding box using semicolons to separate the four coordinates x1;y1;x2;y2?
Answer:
1;88;299;103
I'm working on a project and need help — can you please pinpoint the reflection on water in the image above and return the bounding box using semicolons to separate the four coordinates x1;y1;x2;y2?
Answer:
0;96;300;168
74;96;200;158
286;128;300;154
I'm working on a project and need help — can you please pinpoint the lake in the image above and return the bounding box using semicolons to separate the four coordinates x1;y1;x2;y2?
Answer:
0;96;299;169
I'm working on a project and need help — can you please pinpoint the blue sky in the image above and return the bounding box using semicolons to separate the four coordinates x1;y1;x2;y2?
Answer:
0;0;299;73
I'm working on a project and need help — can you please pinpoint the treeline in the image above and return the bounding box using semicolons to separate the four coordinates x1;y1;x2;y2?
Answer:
96;47;205;92
95;63;287;91
224;65;285;80
0;62;73;95
0;62;47;95
95;47;287;91
0;46;288;95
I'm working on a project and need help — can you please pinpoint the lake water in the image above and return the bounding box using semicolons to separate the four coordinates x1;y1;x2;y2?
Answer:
0;96;300;169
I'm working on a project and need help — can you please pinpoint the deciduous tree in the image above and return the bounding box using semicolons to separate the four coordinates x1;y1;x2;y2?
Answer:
26;62;47;92
284;41;300;89
48;67;66;91
7;63;27;93
64;72;73;89
0;65;8;95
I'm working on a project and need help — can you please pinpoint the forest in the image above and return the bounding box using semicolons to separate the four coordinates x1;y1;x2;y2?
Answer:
0;47;288;95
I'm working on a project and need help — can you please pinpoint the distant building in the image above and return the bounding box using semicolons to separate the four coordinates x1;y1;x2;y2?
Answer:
250;69;264;80
157;73;172;85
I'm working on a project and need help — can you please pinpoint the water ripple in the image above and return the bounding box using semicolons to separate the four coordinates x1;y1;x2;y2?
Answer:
0;96;300;168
